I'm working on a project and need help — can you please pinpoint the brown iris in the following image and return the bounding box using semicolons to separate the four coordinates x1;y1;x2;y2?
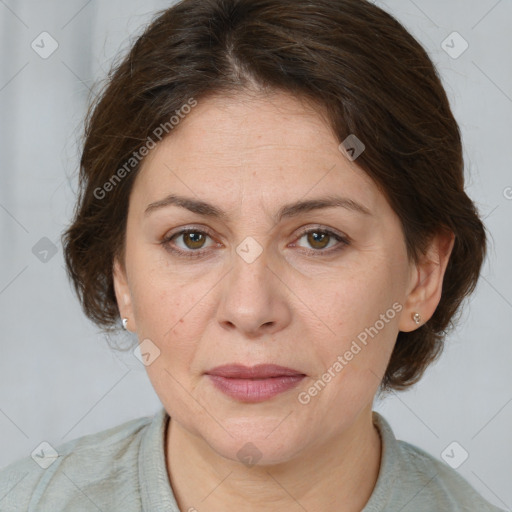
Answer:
306;231;330;250
183;232;206;249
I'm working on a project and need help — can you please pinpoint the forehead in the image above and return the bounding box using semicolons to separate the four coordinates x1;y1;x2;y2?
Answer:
131;91;383;216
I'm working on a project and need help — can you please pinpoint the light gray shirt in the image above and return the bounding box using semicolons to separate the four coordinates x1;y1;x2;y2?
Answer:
0;408;506;511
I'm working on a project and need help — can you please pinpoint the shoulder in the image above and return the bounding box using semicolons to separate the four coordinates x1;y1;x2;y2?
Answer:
370;411;506;512
0;412;158;512
396;439;505;511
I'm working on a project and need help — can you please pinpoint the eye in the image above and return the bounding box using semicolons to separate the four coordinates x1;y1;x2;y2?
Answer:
161;227;218;257
291;226;350;255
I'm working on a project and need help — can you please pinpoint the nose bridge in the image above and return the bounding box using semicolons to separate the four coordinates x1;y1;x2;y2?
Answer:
216;236;289;334
229;236;272;303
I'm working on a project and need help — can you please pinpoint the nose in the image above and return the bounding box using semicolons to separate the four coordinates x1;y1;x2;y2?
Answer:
215;244;292;338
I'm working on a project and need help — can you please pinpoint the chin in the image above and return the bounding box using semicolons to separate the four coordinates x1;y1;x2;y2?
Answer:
200;416;311;467
214;436;305;468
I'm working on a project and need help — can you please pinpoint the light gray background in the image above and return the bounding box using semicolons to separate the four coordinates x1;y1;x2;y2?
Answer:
0;0;511;509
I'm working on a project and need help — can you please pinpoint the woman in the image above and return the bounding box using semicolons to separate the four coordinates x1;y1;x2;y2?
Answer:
0;0;505;510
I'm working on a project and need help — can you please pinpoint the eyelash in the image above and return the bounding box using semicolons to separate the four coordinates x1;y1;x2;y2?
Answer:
160;225;350;259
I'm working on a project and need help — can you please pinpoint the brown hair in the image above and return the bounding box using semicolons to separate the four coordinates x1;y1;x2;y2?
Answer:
61;0;487;395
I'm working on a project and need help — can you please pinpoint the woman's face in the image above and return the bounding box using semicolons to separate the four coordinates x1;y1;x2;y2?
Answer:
113;91;421;464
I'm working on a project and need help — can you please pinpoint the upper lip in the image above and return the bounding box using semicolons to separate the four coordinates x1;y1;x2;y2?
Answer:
205;364;305;379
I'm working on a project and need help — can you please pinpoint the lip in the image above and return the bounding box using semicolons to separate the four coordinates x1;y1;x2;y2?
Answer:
205;364;306;403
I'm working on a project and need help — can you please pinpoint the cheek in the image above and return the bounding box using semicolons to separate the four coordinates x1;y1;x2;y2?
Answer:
128;243;185;322
312;259;401;372
127;248;219;362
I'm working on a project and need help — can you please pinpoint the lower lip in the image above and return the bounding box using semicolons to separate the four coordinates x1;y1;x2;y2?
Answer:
207;374;305;402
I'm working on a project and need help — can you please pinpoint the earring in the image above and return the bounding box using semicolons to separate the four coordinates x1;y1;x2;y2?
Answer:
122;318;129;330
412;312;422;325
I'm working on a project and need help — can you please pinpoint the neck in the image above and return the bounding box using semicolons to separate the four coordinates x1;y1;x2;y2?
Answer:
165;404;382;512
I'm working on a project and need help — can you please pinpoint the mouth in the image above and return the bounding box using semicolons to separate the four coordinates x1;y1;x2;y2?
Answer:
205;364;306;403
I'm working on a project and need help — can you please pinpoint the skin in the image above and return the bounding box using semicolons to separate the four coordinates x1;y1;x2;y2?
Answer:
113;90;454;512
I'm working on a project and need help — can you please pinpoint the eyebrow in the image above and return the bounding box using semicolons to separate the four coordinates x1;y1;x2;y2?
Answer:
144;193;372;221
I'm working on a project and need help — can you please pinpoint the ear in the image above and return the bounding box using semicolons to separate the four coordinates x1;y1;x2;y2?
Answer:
113;256;137;332
399;228;455;333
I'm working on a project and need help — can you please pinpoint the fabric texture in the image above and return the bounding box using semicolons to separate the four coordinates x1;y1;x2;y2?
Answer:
0;407;505;511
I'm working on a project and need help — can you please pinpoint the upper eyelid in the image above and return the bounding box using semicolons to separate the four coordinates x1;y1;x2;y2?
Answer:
295;225;347;239
164;225;217;241
165;224;345;239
